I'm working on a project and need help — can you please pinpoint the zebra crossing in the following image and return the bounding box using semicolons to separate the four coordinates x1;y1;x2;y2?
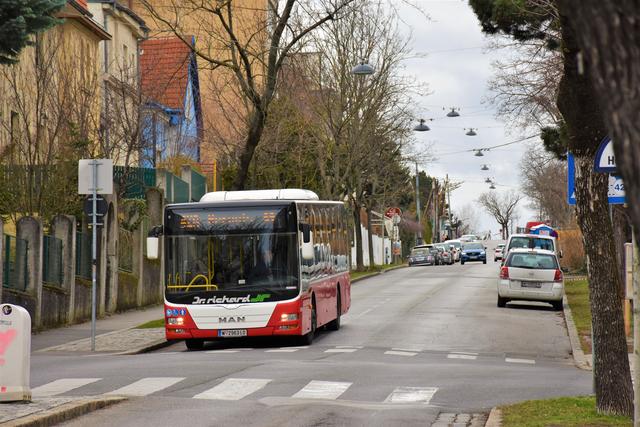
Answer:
30;376;440;405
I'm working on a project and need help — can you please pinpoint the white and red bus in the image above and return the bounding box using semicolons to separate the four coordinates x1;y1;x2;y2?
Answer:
147;189;351;350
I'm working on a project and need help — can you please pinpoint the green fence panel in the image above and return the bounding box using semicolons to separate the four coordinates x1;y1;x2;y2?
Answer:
3;235;28;291
75;232;92;280
173;175;189;203
43;235;63;287
118;228;134;273
113;166;156;199
165;172;173;202
191;169;207;201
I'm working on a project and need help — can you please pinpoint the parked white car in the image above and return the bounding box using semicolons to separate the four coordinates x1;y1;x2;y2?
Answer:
494;243;505;262
497;248;564;311
503;233;561;262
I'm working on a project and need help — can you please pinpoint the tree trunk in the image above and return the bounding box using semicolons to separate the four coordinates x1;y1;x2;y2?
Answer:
574;155;633;415
366;204;375;267
353;203;364;270
555;9;633;416
232;108;266;190
556;0;640;273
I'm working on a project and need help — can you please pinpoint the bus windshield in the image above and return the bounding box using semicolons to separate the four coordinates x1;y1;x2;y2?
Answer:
165;233;299;303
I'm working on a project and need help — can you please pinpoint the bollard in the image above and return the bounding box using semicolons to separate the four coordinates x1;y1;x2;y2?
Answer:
0;304;31;402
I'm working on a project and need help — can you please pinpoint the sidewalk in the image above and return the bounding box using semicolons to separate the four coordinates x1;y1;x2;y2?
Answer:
0;305;167;426
32;304;165;352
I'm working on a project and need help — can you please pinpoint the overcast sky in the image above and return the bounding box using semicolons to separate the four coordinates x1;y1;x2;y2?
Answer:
395;0;537;236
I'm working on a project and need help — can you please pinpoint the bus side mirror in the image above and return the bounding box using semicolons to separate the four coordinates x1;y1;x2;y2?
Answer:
147;225;163;260
147;237;159;260
301;223;311;243
300;223;314;260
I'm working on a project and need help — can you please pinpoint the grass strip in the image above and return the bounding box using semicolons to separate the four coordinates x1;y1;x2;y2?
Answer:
351;263;405;281
500;396;631;427
564;278;592;354
136;319;165;329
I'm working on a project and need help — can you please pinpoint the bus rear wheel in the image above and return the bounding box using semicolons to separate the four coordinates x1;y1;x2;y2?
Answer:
326;291;341;331
185;338;204;351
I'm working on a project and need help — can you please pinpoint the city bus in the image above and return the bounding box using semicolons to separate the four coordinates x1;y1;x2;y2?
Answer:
146;189;351;350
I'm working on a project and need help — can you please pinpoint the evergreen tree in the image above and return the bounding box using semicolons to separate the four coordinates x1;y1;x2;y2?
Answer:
0;0;65;65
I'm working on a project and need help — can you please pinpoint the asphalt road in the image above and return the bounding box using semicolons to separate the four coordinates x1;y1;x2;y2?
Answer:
30;247;592;427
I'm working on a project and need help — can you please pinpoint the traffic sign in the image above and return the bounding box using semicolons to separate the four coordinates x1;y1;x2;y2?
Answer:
568;152;625;205
385;207;402;219
78;159;113;194
594;136;617;173
83;195;107;217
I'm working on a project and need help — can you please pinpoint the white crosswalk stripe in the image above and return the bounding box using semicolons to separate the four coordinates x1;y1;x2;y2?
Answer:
205;350;239;354
193;378;271;400
505;357;536;365
105;377;185;397
265;348;300;353
384;386;438;404
292;380;352;400
32;378;102;397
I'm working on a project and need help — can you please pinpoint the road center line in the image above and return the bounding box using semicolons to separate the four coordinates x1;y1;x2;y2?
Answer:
385;350;418;357
505;357;536;364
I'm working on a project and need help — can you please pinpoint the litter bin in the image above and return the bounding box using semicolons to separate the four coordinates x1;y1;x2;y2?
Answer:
0;304;31;402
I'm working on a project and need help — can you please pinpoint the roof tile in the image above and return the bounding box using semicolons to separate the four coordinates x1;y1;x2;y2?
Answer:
140;37;193;109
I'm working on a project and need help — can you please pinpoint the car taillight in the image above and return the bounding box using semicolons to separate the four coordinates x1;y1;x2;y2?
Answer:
554;269;563;282
499;266;509;279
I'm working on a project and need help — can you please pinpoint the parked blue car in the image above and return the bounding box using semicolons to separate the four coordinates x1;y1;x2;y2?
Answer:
460;242;487;265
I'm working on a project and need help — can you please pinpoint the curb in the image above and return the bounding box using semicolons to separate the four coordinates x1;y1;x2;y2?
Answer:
562;294;592;370
351;265;408;284
116;336;174;355
3;396;126;427
484;407;501;427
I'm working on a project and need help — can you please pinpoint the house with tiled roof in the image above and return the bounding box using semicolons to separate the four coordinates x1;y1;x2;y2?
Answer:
139;36;203;167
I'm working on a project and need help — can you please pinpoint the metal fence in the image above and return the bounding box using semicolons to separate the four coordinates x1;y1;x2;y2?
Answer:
114;166;156;199
3;234;28;291
43;235;63;287
118;228;134;273
75;231;92;280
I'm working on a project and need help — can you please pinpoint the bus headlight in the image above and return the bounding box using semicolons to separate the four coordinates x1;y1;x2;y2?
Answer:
280;313;298;321
168;317;184;325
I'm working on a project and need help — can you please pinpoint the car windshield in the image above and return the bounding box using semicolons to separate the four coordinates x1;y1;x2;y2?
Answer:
507;253;558;269
508;237;555;252
446;241;461;249
463;243;483;250
411;249;428;256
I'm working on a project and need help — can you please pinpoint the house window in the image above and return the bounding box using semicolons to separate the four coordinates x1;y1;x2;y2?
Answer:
10;111;19;143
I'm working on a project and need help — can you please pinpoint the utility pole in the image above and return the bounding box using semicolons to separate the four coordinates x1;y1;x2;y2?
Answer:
433;179;439;243
415;162;422;245
446;174;453;240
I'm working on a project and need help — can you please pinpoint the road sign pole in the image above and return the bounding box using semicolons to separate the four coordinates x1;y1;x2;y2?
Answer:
91;160;98;352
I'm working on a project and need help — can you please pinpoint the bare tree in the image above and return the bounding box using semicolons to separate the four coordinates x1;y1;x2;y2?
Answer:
455;204;480;236
0;28;100;222
138;0;358;190
477;191;523;240
519;143;575;228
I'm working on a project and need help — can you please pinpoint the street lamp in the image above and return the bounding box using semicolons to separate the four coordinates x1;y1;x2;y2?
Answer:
489;183;496;190
413;119;431;132
481;164;489;171
465;128;477;136
446;107;460;117
351;61;375;76
474;149;484;157
485;177;492;183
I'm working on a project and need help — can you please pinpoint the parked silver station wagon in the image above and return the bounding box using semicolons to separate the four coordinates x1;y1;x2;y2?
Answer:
497;248;564;311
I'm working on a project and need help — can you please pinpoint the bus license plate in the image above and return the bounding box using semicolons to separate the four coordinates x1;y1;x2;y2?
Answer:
218;329;247;337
